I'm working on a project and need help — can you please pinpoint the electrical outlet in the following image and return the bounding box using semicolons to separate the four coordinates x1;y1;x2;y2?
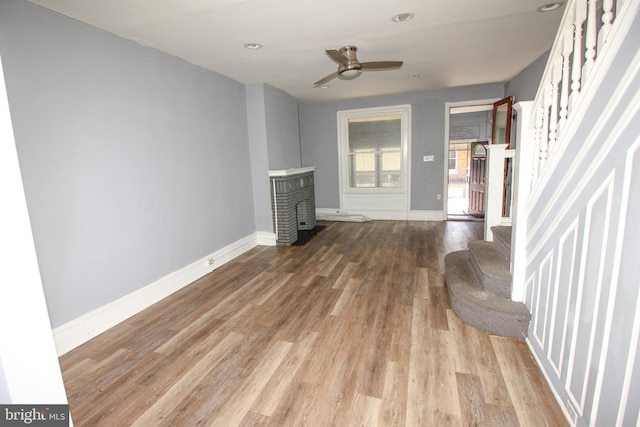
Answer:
437;193;442;200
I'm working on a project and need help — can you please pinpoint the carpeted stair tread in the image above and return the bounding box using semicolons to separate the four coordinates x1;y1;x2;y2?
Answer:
445;250;530;338
492;226;512;257
468;240;512;299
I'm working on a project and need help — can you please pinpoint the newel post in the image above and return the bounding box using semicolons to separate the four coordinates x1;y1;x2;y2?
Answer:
511;101;535;302
484;144;508;242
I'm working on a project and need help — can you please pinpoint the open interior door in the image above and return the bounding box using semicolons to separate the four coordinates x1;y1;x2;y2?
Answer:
491;96;514;147
491;96;514;216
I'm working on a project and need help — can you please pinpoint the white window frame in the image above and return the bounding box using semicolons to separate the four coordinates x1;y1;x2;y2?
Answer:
337;105;411;219
448;150;458;172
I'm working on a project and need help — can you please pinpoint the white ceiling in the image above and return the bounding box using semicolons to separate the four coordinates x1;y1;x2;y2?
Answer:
27;0;565;102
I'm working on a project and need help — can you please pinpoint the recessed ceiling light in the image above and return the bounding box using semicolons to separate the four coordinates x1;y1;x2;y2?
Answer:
409;74;421;79
244;42;262;49
538;2;563;12
392;12;415;22
318;85;330;89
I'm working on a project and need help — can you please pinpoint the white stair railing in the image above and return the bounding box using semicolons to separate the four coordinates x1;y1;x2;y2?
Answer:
531;0;623;186
506;0;631;303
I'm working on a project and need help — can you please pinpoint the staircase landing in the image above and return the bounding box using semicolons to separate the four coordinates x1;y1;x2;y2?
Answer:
445;226;530;338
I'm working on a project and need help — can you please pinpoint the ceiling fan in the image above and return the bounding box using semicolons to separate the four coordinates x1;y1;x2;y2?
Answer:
313;46;403;87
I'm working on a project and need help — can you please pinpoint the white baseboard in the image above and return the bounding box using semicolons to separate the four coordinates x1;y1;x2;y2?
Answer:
52;232;264;356
408;210;446;221
333;210;406;220
256;231;276;246
316;208;342;217
316;208;444;221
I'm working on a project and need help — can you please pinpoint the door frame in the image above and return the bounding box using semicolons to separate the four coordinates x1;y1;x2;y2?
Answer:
443;99;500;219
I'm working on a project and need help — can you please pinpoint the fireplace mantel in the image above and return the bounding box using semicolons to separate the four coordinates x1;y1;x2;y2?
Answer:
268;166;316;177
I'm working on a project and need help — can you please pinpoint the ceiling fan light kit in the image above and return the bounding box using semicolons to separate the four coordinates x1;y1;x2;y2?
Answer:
313;45;403;87
338;67;362;79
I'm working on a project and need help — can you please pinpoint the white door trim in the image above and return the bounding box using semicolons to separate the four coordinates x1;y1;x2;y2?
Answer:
444;99;500;217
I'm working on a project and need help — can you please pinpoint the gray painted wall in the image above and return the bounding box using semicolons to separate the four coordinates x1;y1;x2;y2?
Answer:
506;50;550;102
246;83;273;233
264;84;301;170
246;83;301;233
299;84;505;211
0;0;256;327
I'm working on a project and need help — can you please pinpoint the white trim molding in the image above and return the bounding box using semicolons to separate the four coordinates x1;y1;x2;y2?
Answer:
52;231;267;355
268;166;316;177
316;208;444;222
0;53;68;404
256;231;276;246
443;98;500;217
408;210;446;221
337;104;412;219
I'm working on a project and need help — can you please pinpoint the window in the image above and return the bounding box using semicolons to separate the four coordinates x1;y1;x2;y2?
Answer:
337;105;411;218
448;150;457;172
348;115;402;188
338;105;410;193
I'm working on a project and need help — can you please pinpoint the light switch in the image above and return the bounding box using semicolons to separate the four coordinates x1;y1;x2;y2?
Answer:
423;155;435;162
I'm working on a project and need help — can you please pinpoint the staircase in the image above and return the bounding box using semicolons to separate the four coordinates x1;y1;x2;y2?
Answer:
444;226;530;338
443;1;639;423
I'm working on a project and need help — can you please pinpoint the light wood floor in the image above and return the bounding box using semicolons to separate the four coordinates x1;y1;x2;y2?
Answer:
60;220;568;426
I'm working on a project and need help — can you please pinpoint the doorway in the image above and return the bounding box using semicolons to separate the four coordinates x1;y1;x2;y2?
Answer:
444;100;498;220
446;141;472;217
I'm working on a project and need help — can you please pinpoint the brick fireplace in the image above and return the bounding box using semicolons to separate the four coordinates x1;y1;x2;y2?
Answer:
269;167;317;246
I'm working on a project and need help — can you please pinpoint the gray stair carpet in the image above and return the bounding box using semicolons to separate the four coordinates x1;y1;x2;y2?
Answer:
492;226;512;257
444;226;530;338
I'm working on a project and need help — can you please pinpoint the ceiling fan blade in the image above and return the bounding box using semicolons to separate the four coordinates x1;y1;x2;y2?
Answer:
325;49;349;65
361;61;403;71
314;72;339;87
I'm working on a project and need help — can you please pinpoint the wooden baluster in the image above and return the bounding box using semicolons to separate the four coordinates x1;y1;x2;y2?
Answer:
547;60;561;155
558;28;573;131
583;0;597;81
600;0;615;48
570;0;587;110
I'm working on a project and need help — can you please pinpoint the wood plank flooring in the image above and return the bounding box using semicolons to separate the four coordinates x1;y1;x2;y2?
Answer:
59;220;568;426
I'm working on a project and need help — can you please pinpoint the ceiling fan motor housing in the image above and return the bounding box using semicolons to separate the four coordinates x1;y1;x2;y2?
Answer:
337;46;362;79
